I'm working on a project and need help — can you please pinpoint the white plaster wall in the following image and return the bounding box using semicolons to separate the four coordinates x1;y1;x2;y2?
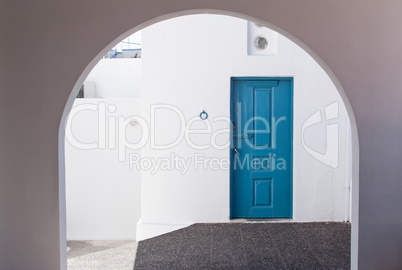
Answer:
65;98;142;240
84;59;141;98
138;14;351;239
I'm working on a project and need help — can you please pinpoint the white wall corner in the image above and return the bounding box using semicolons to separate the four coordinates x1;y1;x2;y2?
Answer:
136;218;192;241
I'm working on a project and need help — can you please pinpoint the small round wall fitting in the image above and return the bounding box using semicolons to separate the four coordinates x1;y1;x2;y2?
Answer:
199;110;208;120
254;36;268;50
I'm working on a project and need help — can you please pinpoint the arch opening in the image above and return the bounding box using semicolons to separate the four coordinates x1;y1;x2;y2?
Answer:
59;10;359;270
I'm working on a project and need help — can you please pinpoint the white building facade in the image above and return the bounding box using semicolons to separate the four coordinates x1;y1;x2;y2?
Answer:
65;14;352;241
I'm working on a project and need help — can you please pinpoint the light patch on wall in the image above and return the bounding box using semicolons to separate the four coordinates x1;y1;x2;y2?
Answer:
302;102;339;168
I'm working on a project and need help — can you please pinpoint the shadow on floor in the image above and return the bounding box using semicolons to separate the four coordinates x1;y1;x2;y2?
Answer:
134;222;350;270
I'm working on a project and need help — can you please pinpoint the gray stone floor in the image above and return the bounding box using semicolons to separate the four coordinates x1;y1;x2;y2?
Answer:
67;240;137;270
134;222;351;270
67;240;135;259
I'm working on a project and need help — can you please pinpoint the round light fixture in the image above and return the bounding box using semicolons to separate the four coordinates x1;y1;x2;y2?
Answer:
254;36;268;50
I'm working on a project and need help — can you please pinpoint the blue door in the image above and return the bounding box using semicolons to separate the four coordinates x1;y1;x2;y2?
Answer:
231;78;293;218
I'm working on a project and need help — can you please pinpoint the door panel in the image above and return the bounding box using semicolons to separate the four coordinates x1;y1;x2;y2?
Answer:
231;78;293;218
254;88;272;147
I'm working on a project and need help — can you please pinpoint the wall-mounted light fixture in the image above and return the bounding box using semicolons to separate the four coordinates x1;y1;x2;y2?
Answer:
247;22;277;56
255;36;268;50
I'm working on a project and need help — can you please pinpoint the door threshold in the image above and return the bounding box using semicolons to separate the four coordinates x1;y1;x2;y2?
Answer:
230;218;293;223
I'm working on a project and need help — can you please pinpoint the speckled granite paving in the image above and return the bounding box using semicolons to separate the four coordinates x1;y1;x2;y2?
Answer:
134;222;350;270
67;241;137;270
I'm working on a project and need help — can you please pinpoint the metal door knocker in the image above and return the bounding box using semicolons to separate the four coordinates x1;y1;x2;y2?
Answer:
199;110;208;120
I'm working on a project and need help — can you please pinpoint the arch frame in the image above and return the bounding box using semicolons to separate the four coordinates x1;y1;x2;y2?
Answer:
58;9;359;270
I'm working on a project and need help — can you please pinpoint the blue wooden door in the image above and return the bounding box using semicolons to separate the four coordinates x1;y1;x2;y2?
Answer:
231;78;293;218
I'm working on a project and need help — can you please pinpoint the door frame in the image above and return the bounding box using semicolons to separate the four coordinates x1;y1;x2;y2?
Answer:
229;76;294;219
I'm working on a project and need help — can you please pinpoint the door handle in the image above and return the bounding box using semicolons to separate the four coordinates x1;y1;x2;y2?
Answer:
234;148;240;155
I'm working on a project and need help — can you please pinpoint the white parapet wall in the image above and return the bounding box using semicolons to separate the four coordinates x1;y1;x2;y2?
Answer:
65;98;142;240
84;58;141;98
65;58;142;240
